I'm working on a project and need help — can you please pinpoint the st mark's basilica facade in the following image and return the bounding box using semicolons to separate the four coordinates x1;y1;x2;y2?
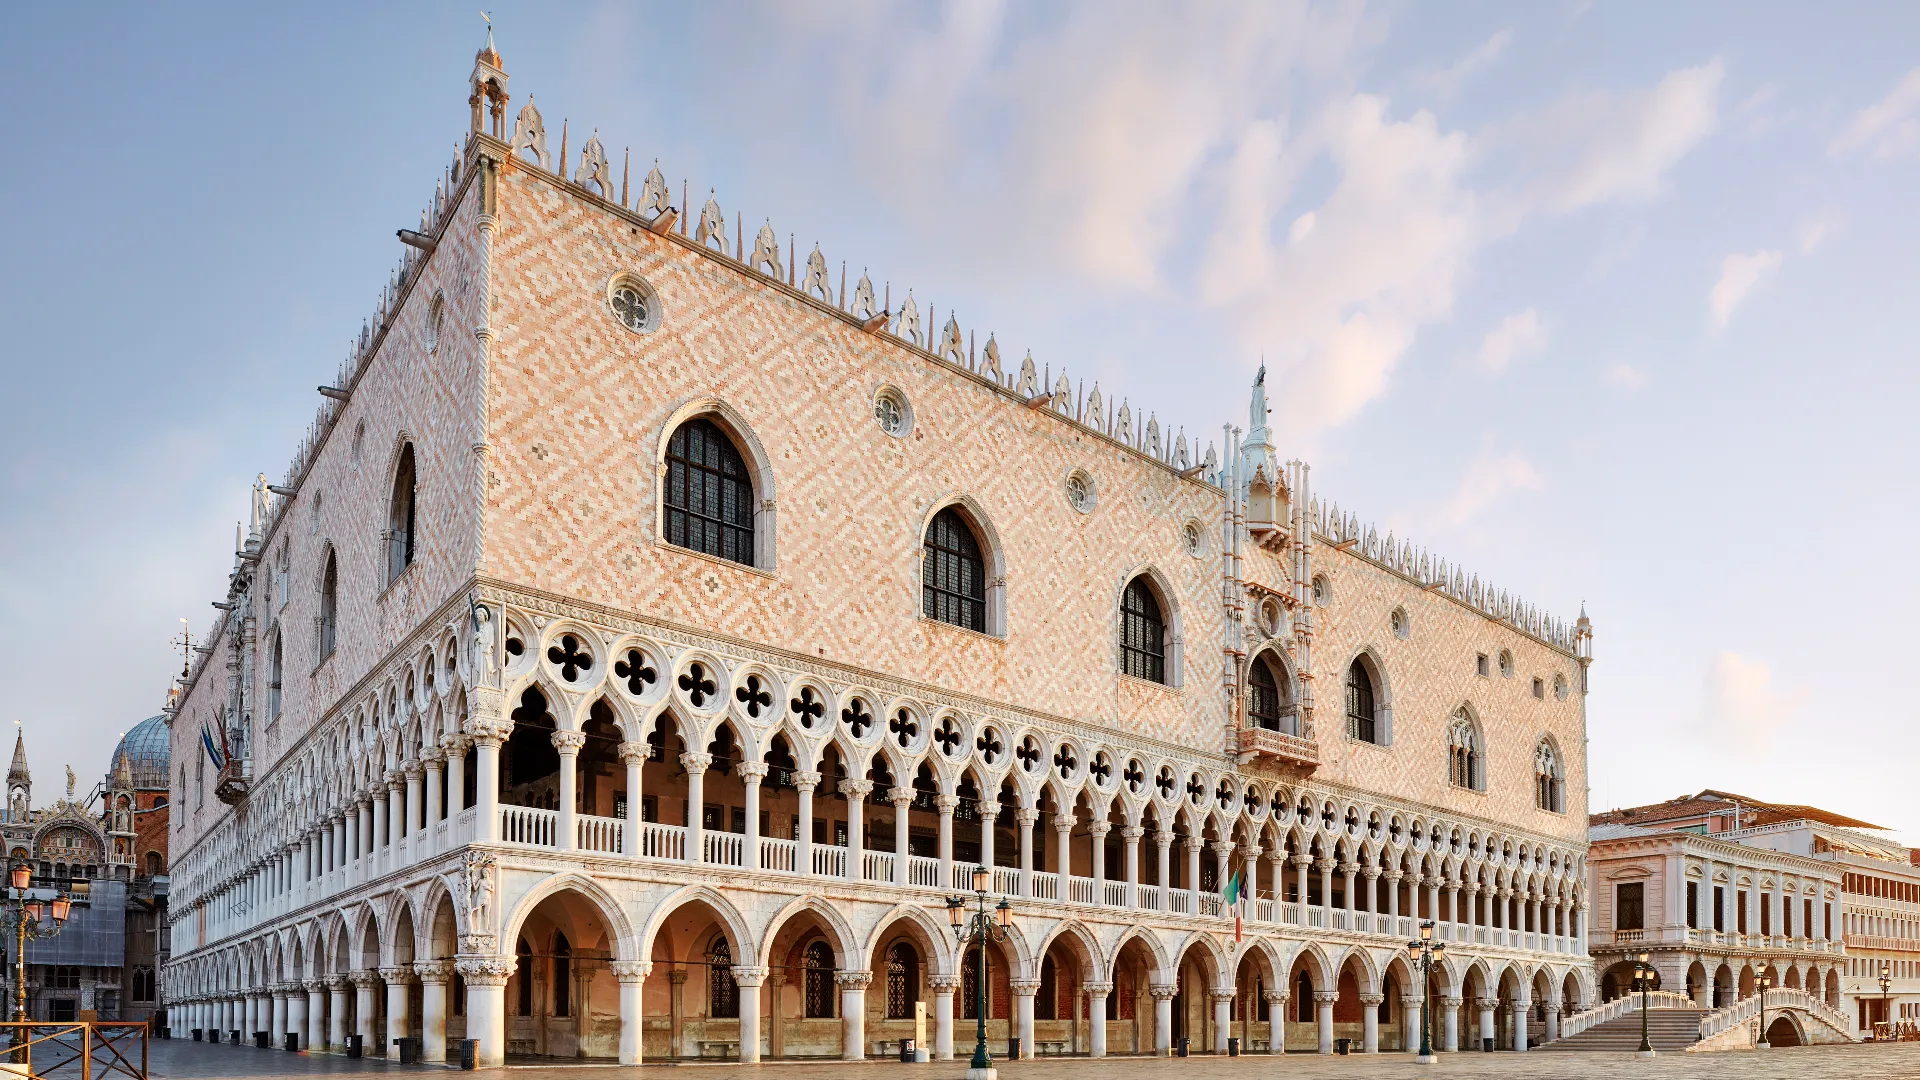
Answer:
162;36;1597;1066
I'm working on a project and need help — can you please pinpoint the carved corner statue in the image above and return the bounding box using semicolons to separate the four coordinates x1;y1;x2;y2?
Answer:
471;604;498;679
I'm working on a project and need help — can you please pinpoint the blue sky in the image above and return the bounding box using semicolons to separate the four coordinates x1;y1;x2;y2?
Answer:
3;3;1915;836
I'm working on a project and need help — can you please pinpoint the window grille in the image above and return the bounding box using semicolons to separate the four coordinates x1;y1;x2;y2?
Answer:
1345;659;1376;743
1120;578;1165;683
664;419;755;566
802;941;835;1018
923;508;986;631
707;938;738;1018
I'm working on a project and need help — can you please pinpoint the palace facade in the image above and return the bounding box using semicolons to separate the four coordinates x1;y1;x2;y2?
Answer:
161;37;1595;1066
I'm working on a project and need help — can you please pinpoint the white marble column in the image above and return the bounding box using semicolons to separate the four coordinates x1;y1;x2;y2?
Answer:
1122;825;1143;906
444;735;469;818
1090;821;1112;901
734;966;767;1063
1476;997;1497;1051
619;741;646;856
1360;993;1382;1052
403;764;423;857
936;794;958;889
1211;990;1232;1052
1013;980;1038;1058
459;959;510;1067
1016;808;1037;895
891;787;914;886
1054;817;1073;882
287;987;309;1049
423;750;444;835
1315;990;1337;1054
352;971;378;1052
930;975;958;1059
1513;985;1530;1052
684;752;713;864
1186;836;1205;912
1402;995;1423;1053
417;961;451;1062
1151;985;1176;1056
472;733;503;843
305;980;327;1052
837;971;872;1060
735;761;765;869
1086;982;1110;1057
1265;991;1287;1053
553;731;585;851
383;966;414;1056
795;770;820;874
1441;995;1459;1052
271;986;288;1044
612;961;650;1065
1155;831;1172;905
327;977;349;1051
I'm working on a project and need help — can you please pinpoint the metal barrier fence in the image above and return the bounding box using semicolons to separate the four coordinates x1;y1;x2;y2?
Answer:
0;1022;148;1079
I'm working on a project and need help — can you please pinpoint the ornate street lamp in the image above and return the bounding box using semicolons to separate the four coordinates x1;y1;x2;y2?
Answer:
1880;963;1893;1041
947;865;1013;1080
1631;952;1657;1058
1406;919;1446;1064
4;862;72;1056
1755;968;1772;1048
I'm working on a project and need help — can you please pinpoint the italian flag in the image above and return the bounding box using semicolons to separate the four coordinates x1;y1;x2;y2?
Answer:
1221;868;1244;942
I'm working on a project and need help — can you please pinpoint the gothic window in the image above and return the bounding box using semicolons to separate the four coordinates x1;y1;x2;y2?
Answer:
267;633;283;720
664;419;755;566
387;442;417;584
1120;577;1166;683
1447;710;1484;791
923;508;986;632
1247;653;1292;734
707;937;738;1018
802;940;835;1018
961;949;995;1020
1346;659;1378;744
1534;740;1564;813
552;932;572;1017
885;941;919;1019
318;548;338;661
515;937;533;1015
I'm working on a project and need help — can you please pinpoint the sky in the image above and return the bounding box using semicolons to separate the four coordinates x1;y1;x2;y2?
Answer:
2;3;1916;837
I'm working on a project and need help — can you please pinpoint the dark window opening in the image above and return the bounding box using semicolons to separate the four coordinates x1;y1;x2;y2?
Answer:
664;419;755;566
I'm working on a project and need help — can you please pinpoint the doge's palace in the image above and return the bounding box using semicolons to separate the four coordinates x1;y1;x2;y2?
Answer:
162;36;1596;1067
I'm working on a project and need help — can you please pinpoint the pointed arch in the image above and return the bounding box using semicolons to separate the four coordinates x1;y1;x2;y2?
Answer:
1032;918;1108;985
920;495;1005;636
655;397;776;569
863;903;959;980
1116;565;1183;687
505;873;642;963
758;893;860;970
1344;647;1393;745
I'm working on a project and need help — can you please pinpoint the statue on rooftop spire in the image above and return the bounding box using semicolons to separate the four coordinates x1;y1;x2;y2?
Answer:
1248;363;1269;442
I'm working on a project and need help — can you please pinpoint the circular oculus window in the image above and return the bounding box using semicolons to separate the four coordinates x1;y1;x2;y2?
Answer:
608;275;660;334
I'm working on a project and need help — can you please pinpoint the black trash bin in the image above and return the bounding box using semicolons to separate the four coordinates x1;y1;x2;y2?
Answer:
229;1030;241;1045
1482;1036;1494;1053
1176;1036;1190;1057
459;1039;478;1070
396;1037;421;1064
346;1033;363;1059
1228;1036;1240;1056
192;1029;202;1042
898;1038;916;1062
255;1031;270;1049
283;1033;298;1052
1008;1036;1021;1061
1335;1037;1352;1055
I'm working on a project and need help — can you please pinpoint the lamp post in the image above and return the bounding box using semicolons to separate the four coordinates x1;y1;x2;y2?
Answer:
947;866;1013;1080
3;862;72;1055
1406;919;1445;1064
1755;968;1772;1048
1880;963;1893;1041
1631;952;1657;1058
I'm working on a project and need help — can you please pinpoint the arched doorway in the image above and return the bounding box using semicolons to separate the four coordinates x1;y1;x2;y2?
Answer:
508;888;623;1059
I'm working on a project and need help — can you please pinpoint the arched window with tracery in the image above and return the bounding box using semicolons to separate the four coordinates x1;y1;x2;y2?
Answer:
1246;653;1294;734
1120;577;1166;683
664;418;755;566
387;441;417;583
1535;739;1564;812
266;632;283;720
707;937;738;1018
924;508;986;632
1346;659;1378;744
885;941;919;1019
802;940;835;1018
961;948;996;1020
317;549;338;662
1448;710;1484;791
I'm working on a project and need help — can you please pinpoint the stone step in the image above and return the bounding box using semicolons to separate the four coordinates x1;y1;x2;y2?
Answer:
1536;1010;1705;1052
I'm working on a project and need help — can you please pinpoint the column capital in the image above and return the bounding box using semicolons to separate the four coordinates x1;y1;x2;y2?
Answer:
667;970;689;986
840;778;874;799
550;730;587;754
1384;869;1403;882
617;740;649;765
889;785;916;806
834;971;873;989
1148;983;1178;1001
1292;854;1312;868
736;761;770;782
1208;989;1236;1004
793;769;822;791
1358;993;1384;1007
443;734;474;756
323;975;351;990
403;760;424;780
1120;825;1145;841
680;751;713;774
927;975;961;993
378;966;417;985
421;746;447;765
1262;990;1288;1005
455;957;516;986
303;979;328;993
385;769;407;788
1313;991;1340;1005
348;970;380;988
1082;981;1113;996
1211;840;1237;857
1475;996;1499;1010
731;965;770;988
1440;995;1463;1008
1015;808;1039;827
1240;844;1262;859
1088;821;1113;838
1008;978;1041;996
609;960;653;982
1184;835;1206;852
934;794;960;813
1363;866;1382;880
413;960;453;984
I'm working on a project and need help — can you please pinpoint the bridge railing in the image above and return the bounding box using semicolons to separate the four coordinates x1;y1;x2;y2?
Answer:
1699;987;1854;1042
1558;990;1695;1039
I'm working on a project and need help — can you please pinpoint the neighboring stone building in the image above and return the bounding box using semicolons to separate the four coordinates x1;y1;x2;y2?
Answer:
0;722;170;1022
1589;789;1914;1037
162;36;1595;1066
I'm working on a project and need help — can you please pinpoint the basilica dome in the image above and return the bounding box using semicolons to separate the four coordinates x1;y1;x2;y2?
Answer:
110;715;170;792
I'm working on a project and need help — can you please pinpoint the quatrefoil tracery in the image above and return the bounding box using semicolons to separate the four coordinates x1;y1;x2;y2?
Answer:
677;662;717;708
614;649;657;695
1088;752;1112;787
789;686;825;730
888;709;919;748
841;699;875;739
547;635;594;683
1051;744;1078;780
932;717;963;758
1185;773;1206;805
975;729;1004;766
1155;766;1176;800
1123;759;1145;794
735;674;773;718
1015;736;1042;773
